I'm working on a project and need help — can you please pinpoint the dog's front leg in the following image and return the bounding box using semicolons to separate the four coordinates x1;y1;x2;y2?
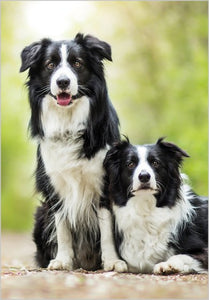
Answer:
48;212;74;270
98;207;128;272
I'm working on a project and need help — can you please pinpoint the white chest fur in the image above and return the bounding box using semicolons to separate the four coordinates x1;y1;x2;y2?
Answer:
113;191;192;273
40;95;107;229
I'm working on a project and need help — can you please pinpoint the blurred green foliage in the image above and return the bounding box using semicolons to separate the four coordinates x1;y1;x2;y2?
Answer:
1;1;208;231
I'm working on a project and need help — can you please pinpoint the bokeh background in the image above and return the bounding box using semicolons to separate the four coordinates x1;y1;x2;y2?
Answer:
2;1;208;231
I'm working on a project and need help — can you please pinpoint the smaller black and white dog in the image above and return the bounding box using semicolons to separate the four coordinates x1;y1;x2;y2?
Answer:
99;138;208;274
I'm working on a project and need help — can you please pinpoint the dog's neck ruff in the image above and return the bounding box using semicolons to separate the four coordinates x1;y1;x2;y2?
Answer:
40;94;90;142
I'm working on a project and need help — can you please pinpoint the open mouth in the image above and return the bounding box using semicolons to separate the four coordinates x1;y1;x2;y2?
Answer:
56;92;72;106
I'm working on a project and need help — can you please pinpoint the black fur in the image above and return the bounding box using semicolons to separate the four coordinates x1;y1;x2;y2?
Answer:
20;33;120;270
169;194;208;269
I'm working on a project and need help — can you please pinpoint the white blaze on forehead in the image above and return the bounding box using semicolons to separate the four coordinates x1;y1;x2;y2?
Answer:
60;44;68;66
132;146;157;191
137;146;148;165
50;43;78;97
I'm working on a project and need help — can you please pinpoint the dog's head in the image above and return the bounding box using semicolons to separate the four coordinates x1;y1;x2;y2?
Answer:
104;138;189;207
20;33;112;106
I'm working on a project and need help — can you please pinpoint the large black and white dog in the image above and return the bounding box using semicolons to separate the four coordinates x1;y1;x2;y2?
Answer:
20;33;122;271
100;138;208;274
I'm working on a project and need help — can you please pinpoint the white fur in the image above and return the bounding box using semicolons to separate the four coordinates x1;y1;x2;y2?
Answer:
41;94;89;139
50;44;78;96
98;208;128;272
132;146;157;191
40;94;107;269
48;212;74;270
154;254;206;274
113;185;194;273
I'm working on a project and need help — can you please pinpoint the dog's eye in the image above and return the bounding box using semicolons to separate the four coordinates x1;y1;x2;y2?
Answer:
127;162;136;169
152;160;159;168
46;62;56;70
73;60;82;69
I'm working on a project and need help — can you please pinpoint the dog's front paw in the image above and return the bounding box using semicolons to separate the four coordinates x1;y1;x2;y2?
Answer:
48;258;73;271
153;255;203;275
153;261;179;275
103;259;128;273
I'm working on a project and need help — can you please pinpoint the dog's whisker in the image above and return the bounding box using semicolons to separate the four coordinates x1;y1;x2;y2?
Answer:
35;87;51;97
78;86;91;96
156;181;165;193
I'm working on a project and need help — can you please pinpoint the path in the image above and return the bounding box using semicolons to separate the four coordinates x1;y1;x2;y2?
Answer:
2;233;208;299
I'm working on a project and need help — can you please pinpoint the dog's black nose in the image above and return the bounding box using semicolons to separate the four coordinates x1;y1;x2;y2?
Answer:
57;77;70;89
138;171;151;183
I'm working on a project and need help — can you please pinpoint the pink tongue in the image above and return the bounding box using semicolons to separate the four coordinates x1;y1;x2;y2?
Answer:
57;93;72;106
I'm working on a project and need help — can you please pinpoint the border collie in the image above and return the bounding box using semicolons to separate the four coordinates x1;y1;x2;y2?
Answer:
99;138;208;274
20;33;121;271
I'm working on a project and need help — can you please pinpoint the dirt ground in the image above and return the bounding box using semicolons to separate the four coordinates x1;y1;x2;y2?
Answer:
1;233;208;299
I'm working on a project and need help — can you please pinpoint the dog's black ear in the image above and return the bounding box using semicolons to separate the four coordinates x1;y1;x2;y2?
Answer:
20;42;42;72
103;144;120;172
20;39;51;72
104;139;130;171
75;33;112;61
157;137;190;160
